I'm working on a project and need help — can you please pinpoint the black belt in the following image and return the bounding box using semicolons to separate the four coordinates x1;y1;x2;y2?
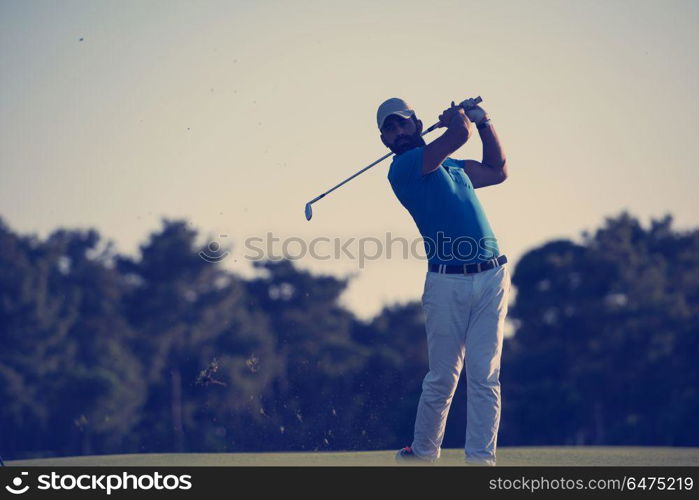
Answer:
428;255;508;275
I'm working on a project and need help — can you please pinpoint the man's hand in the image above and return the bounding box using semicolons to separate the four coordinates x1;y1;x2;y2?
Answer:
463;105;489;127
438;101;474;138
422;101;472;176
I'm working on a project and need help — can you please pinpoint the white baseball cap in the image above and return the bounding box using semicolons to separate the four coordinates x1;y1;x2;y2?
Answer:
376;97;415;130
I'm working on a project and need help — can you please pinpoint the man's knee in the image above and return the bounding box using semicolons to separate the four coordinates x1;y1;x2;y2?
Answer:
466;362;501;389
421;369;459;403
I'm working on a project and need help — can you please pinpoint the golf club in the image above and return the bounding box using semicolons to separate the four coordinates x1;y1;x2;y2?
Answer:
304;96;483;221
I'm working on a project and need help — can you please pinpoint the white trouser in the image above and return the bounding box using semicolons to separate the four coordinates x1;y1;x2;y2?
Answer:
411;264;511;465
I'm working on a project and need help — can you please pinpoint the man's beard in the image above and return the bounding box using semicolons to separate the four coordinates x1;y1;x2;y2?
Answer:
391;132;424;155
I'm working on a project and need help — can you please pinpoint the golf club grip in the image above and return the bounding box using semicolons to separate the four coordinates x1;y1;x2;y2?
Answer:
423;96;483;135
462;96;483;108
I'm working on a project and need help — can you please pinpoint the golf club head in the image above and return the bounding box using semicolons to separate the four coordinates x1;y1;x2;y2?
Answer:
305;203;313;221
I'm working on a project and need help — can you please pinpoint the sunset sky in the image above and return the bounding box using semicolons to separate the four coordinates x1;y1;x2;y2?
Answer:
1;0;698;318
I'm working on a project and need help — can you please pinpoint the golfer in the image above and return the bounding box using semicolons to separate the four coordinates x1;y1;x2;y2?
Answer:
378;97;510;465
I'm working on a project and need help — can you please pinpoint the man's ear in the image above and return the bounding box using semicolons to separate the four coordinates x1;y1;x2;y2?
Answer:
416;119;423;134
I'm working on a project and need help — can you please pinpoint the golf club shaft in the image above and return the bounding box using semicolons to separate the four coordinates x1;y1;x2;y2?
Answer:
306;150;394;205
307;119;444;205
306;96;482;209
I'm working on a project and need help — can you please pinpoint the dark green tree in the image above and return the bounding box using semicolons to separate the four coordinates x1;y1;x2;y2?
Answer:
502;212;699;446
0;217;145;457
116;219;276;453
244;260;368;450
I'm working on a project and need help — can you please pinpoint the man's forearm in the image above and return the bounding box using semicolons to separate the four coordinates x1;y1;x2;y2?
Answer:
422;123;470;175
480;124;507;170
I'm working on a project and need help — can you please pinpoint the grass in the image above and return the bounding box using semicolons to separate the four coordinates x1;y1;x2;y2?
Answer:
5;447;699;467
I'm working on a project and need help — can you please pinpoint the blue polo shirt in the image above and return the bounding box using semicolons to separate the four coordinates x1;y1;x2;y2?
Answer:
388;146;500;265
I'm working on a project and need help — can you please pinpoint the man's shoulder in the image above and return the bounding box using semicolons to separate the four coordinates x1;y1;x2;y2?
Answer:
389;146;423;174
388;147;424;189
393;145;424;162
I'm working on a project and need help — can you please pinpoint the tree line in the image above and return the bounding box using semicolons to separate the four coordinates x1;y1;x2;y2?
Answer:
0;211;697;459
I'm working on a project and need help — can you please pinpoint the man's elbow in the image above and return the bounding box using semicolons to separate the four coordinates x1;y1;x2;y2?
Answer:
493;160;508;184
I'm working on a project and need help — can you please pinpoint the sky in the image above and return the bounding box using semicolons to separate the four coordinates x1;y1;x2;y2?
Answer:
1;0;698;319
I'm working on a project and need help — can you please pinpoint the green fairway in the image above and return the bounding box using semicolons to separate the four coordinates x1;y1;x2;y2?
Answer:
5;447;699;467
